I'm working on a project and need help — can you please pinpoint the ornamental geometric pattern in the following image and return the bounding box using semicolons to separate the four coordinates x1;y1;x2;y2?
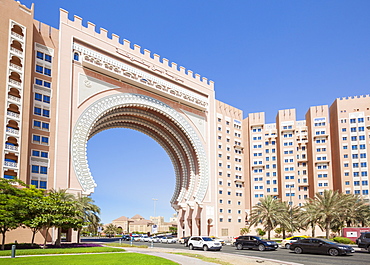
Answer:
71;93;209;204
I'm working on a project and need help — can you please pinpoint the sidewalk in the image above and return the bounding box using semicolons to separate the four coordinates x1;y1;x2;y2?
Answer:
126;246;304;265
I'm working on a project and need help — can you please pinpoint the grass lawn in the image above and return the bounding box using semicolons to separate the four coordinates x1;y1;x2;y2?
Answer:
2;253;177;265
0;247;124;256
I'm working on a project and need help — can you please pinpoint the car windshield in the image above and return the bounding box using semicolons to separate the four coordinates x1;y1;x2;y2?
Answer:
319;239;336;244
202;237;213;241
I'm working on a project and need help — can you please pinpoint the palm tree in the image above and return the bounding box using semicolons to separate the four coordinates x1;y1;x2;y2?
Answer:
104;224;118;238
302;190;353;239
277;201;301;238
249;196;285;239
75;195;101;242
300;202;320;237
340;194;370;228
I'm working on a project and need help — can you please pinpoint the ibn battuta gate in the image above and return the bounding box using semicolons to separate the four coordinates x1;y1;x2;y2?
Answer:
53;9;219;240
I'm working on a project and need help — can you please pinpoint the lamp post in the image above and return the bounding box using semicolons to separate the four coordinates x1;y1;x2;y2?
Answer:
289;185;293;235
152;198;158;224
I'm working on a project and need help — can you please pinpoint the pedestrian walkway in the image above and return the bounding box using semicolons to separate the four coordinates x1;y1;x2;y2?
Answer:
126;246;304;265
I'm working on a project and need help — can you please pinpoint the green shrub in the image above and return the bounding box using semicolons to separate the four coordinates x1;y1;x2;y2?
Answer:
333;237;355;244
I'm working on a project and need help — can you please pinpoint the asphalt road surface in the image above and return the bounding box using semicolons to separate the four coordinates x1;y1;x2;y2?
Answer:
81;238;370;265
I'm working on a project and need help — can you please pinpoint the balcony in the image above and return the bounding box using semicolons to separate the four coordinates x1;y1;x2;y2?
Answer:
298;182;309;187
4;161;18;168
7;111;20;119
11;31;24;41
5;144;18;151
10;47;23;56
9;79;21;87
9;62;22;71
8;94;20;103
6;127;19;135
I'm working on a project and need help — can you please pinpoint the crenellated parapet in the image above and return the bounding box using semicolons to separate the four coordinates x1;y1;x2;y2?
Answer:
340;94;370;101
59;8;214;92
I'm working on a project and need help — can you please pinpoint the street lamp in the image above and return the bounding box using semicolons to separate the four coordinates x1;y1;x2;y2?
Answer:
289;185;293;234
152;198;158;224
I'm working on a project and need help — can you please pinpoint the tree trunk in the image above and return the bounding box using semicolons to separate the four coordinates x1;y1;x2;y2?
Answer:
311;223;315;237
1;231;5;251
282;227;286;239
326;223;330;239
55;227;62;247
43;227;49;247
31;229;37;246
268;230;271;240
77;228;81;243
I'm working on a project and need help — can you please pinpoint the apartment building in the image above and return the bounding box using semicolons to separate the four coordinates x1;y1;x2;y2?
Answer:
215;101;246;237
330;96;370;200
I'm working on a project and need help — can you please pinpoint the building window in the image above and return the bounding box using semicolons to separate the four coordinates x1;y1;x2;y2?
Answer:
34;107;41;116
45;54;52;63
42;109;50;118
44;68;51;76
35;93;42;101
40;166;47;174
36;65;43;73
36;51;44;60
41;136;49;145
31;165;39;173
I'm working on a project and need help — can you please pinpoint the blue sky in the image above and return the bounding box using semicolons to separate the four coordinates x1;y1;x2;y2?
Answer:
20;0;370;223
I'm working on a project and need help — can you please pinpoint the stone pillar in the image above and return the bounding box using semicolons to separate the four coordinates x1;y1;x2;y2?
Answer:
177;208;185;238
184;205;192;236
193;204;202;236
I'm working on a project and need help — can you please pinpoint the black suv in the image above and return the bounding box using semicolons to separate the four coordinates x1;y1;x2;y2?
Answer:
234;235;278;251
356;232;370;252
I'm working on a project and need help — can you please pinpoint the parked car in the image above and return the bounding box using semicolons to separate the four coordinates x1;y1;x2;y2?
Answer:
184;236;191;247
356;232;370;252
148;236;161;243
166;236;178;244
280;236;309;249
160;236;177;244
139;235;149;242
290;238;355;256
121;235;131;241
179;236;190;245
234;235;278;251
188;236;222;251
210;236;225;246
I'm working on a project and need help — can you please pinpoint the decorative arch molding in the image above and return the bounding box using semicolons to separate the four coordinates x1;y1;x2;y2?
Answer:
71;93;208;205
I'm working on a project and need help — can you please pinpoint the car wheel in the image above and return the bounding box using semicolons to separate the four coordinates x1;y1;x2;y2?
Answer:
203;245;209;251
189;244;194;250
294;247;303;254
367;246;370;253
285;243;290;249
236;243;243;250
328;248;339;256
258;244;266;251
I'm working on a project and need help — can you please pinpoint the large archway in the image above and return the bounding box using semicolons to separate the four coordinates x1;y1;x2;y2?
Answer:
71;93;209;236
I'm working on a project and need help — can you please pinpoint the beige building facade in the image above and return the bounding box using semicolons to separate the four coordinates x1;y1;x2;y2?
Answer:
1;0;370;244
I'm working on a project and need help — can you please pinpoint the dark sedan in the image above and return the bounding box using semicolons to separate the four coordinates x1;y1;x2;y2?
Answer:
290;238;355;256
235;235;278;251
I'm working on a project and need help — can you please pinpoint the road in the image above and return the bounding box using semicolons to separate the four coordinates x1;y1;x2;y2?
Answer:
81;238;370;265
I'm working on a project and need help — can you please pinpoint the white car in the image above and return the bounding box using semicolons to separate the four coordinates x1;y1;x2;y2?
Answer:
160;236;177;244
188;236;222;251
148;236;161;243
